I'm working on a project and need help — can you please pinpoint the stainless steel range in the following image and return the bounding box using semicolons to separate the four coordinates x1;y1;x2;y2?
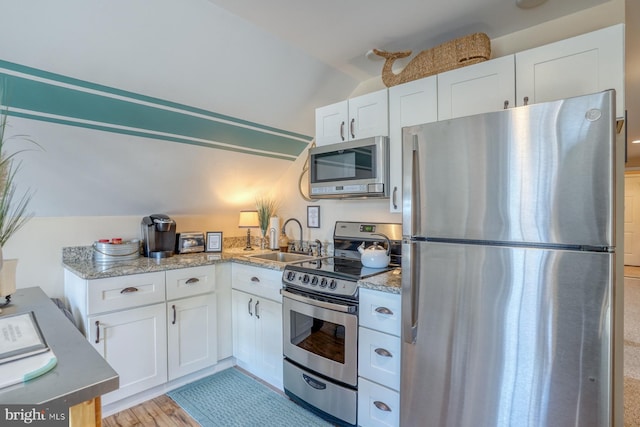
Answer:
281;221;401;427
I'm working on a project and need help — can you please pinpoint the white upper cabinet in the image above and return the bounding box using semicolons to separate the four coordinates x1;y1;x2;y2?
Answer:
437;55;516;121
516;24;624;117
388;77;437;212
315;89;388;146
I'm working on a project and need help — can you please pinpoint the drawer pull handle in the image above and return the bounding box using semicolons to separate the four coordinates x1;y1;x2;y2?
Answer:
350;118;355;139
374;401;392;412
523;96;529;106
255;300;260;319
250;276;260;283
375;306;393;316
95;321;100;344
185;277;200;285
503;100;509;109
120;287;139;294
303;373;327;390
248;298;253;316
374;348;393;358
172;304;177;325
340;121;345;141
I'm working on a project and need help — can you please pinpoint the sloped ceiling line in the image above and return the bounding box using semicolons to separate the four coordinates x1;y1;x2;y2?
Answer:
0;60;312;161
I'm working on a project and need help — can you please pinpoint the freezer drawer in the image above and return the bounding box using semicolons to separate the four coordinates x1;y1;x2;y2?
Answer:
401;241;613;427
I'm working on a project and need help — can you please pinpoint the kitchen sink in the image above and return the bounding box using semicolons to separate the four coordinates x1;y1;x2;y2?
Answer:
247;252;315;263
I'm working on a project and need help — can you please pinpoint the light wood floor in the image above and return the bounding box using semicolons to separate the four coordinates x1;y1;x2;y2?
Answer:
102;394;198;427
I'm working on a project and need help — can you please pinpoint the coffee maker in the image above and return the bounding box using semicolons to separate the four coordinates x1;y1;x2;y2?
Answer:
141;214;177;258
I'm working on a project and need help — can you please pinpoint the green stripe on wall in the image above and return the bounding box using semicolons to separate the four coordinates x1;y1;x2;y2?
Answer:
0;60;312;159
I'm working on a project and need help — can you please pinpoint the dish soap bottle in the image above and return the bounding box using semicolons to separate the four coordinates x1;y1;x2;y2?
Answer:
278;229;289;253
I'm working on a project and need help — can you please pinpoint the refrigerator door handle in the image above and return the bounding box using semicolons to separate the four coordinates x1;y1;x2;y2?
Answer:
402;241;419;344
411;134;420;238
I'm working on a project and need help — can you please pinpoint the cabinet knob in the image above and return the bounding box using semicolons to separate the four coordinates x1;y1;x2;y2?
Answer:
523;96;529;106
374;401;392;412
503;100;509;109
120;287;139;294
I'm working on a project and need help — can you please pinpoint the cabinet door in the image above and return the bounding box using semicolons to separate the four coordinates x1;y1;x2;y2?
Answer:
232;289;256;365
388;77;437;212
215;262;233;360
438;55;515;120
89;303;167;405
254;297;283;389
315;100;349;146
167;293;217;380
348;89;389;140
515;24;624;116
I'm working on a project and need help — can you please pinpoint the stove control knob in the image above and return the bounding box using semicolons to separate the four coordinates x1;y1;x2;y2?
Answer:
319;278;328;288
329;279;337;290
311;276;319;286
302;274;310;284
286;271;297;282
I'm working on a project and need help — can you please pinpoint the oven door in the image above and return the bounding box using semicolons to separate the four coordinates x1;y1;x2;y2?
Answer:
282;290;358;387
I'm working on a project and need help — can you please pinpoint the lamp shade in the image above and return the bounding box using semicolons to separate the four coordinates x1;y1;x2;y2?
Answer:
238;210;259;228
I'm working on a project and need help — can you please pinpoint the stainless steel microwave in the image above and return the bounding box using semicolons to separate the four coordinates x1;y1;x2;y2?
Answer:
309;136;389;199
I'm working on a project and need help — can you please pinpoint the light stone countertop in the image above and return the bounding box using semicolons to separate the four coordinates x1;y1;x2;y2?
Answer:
62;246;400;294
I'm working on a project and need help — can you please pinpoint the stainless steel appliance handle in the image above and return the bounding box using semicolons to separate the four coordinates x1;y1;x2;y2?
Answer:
411;134;420;238
402;241;419;344
281;289;355;313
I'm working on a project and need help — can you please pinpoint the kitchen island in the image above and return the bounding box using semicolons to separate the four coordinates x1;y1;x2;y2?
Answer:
0;287;119;426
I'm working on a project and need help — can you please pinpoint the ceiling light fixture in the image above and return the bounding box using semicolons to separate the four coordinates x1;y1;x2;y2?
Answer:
632;139;640;144
516;0;548;9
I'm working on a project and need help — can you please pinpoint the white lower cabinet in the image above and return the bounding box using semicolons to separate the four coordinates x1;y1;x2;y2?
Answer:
65;265;219;405
232;289;283;389
167;293;217;381
358;289;401;427
231;263;284;389
88;302;168;405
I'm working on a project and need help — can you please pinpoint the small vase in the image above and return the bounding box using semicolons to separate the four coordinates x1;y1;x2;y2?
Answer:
260;230;267;250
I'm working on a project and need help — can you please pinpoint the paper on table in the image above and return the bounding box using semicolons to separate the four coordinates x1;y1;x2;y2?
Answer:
0;311;49;364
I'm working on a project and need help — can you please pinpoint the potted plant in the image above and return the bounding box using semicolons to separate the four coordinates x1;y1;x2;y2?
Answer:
0;104;37;305
255;196;278;249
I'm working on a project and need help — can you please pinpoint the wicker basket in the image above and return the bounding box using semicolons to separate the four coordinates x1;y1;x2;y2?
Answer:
374;33;491;87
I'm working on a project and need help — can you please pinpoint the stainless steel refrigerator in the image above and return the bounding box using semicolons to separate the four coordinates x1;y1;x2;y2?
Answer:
401;90;622;427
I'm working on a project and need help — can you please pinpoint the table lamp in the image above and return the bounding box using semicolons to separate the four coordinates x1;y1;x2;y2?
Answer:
238;210;259;251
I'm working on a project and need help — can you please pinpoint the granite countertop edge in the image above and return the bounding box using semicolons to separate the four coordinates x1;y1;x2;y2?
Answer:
62;248;401;294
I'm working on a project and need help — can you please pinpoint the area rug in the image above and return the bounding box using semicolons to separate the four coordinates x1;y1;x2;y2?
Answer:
167;368;332;427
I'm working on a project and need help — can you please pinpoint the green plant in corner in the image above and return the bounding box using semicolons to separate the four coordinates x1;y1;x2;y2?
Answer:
0;107;37;249
255;196;279;238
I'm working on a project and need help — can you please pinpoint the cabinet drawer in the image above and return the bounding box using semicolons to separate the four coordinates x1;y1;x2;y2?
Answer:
87;272;166;315
359;288;401;337
358;327;401;391
166;265;216;300
232;264;282;302
358;377;400;427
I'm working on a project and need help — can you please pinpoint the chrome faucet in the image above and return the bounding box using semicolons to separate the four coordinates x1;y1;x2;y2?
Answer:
282;218;303;252
314;239;323;257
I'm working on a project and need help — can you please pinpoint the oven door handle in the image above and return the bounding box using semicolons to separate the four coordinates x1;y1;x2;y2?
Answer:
281;289;356;314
